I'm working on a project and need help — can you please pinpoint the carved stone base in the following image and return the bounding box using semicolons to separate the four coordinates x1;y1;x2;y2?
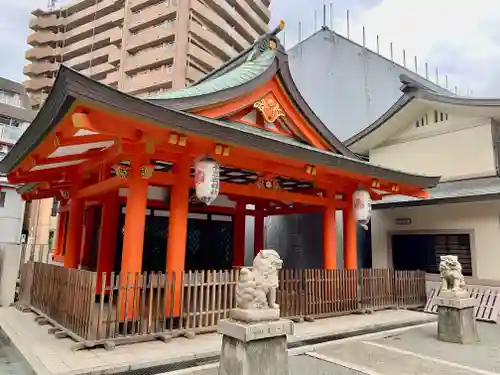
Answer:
218;319;293;375
439;289;469;299
437;297;479;344
230;308;280;323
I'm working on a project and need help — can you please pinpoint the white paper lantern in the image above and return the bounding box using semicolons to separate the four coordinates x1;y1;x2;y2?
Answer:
352;189;372;230
194;158;220;205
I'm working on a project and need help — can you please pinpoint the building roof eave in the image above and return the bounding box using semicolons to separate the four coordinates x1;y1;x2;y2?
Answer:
347;83;500;154
0;65;440;189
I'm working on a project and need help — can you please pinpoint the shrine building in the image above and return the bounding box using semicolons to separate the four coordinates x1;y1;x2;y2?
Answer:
1;23;439;298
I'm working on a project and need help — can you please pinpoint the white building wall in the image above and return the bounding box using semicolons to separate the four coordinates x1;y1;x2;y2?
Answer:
372;200;500;281
0;185;25;244
370;117;497;181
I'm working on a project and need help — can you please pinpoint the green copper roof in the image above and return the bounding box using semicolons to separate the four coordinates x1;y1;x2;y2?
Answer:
150;49;276;100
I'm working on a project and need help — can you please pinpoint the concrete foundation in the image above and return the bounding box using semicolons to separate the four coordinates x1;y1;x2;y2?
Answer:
437;297;479;344
218;319;293;375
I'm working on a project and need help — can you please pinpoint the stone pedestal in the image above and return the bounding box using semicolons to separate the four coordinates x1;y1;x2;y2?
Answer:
436;294;479;344
218;319;293;375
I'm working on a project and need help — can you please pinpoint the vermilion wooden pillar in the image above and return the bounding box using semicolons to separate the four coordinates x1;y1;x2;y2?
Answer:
166;158;191;315
323;205;337;269
120;158;149;317
96;191;120;294
64;198;84;269
254;207;265;257
232;201;246;267
343;203;358;270
121;163;148;274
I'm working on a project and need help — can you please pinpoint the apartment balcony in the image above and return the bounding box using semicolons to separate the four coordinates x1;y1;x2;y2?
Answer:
191;1;248;51
129;0;163;12
234;0;268;34
127;22;176;53
24;77;54;92
63;9;124;44
186;66;206;83
205;0;259;42
124;45;174;74
189;20;238;60
188;43;223;71
102;70;119;86
244;0;270;23
27;31;62;47
64;0;124;29
25;46;60;61
23;62;59;77
80;63;117;78
128;2;176;32
122;68;173;94
28;93;45;108
65;45;118;70
0;125;24;144
29;14;61;31
108;46;122;65
62;27;121;60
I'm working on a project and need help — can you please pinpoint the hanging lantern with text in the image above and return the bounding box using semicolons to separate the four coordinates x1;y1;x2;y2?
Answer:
194;158;220;205
352;189;372;230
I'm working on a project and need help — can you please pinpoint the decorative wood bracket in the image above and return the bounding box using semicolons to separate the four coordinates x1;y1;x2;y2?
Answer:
140;165;154;179
112;165;130;179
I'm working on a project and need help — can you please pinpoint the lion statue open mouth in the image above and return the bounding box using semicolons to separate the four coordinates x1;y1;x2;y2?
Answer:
439;255;466;293
235;249;283;310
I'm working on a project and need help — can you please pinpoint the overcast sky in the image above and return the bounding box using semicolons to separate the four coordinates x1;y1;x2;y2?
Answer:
1;0;499;96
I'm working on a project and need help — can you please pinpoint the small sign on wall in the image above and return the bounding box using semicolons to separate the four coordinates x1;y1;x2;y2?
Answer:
395;217;412;225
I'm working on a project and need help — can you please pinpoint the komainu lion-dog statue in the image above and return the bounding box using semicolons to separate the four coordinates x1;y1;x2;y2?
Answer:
234;250;283;312
439;255;467;293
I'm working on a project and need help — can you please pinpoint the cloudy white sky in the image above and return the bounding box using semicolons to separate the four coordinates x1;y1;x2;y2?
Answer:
1;0;499;96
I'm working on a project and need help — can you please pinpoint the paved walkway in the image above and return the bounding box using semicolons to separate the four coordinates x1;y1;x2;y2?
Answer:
183;322;500;375
0;307;433;375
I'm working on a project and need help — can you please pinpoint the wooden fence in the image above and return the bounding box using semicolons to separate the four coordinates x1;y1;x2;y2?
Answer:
17;262;426;350
360;269;427;311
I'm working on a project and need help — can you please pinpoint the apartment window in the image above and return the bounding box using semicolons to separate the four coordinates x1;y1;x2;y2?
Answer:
0;90;21;107
0;191;6;208
51;198;59;217
0;114;21;128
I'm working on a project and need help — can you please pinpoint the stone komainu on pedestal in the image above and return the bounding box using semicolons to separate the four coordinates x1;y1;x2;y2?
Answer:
436;255;479;344
218;250;293;375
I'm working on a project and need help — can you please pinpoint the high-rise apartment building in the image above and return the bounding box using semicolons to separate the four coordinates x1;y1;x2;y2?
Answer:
24;0;271;109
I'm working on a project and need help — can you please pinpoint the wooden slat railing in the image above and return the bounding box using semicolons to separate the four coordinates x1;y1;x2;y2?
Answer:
303;269;359;318
395;270;426;308
360;268;395;310
18;263;426;349
180;269;238;332
29;263;96;341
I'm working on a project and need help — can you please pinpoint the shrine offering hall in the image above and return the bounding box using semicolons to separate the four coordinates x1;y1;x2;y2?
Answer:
2;23;438;307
